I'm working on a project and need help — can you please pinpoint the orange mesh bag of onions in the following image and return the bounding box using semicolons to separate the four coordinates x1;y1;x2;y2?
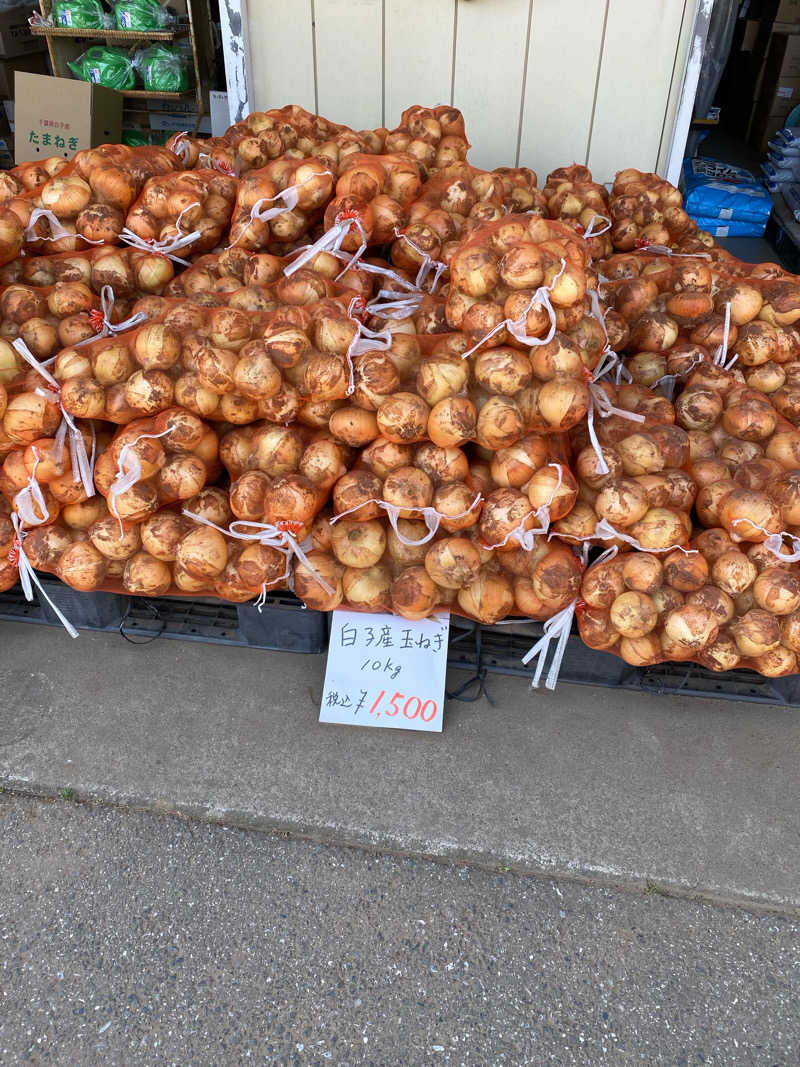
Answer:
52;292;388;428
4;145;181;254
444;214;591;347
0;281;109;362
388;163;507;277
669;362;800;565
122;169;238;262
608;168;697;253
556;379;699;556
280;153;424;279
13;485;291;604
593;257;800;396
576;533;800;678
0;414;113;532
384;105;470;177
226;157;335;253
0;245;174;301
92;408;222;534
541;164;612;260
0;156;70;204
168;106;382;176
492;167;546;215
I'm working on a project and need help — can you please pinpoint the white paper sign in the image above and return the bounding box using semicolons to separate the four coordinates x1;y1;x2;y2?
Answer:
319;610;450;732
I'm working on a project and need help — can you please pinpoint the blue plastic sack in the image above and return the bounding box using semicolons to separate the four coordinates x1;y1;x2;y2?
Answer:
692;214;769;238
683;157;772;224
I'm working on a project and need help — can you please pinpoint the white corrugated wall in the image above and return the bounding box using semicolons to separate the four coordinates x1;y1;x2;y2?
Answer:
245;0;695;185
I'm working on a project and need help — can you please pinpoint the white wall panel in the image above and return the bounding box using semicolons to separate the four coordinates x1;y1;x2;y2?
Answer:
452;0;532;169
518;0;608;183
248;0;316;115
384;0;456;131
588;0;690;183
314;0;383;129
243;0;695;181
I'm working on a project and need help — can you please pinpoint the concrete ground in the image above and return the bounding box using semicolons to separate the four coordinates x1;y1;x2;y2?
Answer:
1;621;799;910
2;792;798;1067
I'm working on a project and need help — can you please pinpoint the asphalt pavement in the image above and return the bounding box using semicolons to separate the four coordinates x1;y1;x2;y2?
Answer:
1;793;797;1066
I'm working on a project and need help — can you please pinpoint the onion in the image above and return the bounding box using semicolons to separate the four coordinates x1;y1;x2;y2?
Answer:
698;633;741;672
89;516;140;560
230;471;270;520
664;603;718;649
618;633;661;666
342;563;392;612
250;425;305;476
490;436;549;487
691;527;735;562
475;396;524;449
360;437;413;479
122;551;172;596
175;526;228;579
386;520;430;565
662;549;708;592
577;605;620;650
687;586;734;627
433;482;481;532
531;546;581;610
594;477;649;528
294;551;344;611
141;511;189;561
526;463;577;521
581;558;626;609
474;347;532;396
732;608;781;656
752;568;800;615
752;645;797;676
376;393;430;443
630;507;691;551
622;552;662;593
478;488;534;549
331;518;386;568
610;590;658;637
457;569;514;623
427;397;477;448
57;540;107;590
23;524;73;568
425;537;482;589
333;470;383;520
718;488;781;542
536;378;589;431
382;466;434;517
329;406;379;447
391;565;438;620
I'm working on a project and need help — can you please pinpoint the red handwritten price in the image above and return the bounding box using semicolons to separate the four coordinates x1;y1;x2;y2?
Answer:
367;689;438;723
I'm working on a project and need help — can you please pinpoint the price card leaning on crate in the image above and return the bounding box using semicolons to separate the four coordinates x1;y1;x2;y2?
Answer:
319;610;450;732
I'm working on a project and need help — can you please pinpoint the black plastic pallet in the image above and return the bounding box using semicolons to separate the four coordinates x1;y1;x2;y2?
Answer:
0;583;328;654
1;584;798;706
447;618;800;707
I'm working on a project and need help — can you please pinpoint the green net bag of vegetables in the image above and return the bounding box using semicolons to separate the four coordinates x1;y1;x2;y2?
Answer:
52;0;109;29
113;0;173;31
133;44;189;92
68;46;136;89
122;129;149;146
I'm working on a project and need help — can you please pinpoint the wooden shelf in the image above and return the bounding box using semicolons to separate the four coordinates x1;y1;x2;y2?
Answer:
120;88;195;100
30;25;186;42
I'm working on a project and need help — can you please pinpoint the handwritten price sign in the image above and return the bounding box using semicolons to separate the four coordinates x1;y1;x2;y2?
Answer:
319;610;450;733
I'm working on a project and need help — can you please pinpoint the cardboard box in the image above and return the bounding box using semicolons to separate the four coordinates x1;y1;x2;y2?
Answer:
776;0;800;23
764;32;800;78
14;72;121;163
0;5;46;58
0;51;49;97
759;75;800;118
